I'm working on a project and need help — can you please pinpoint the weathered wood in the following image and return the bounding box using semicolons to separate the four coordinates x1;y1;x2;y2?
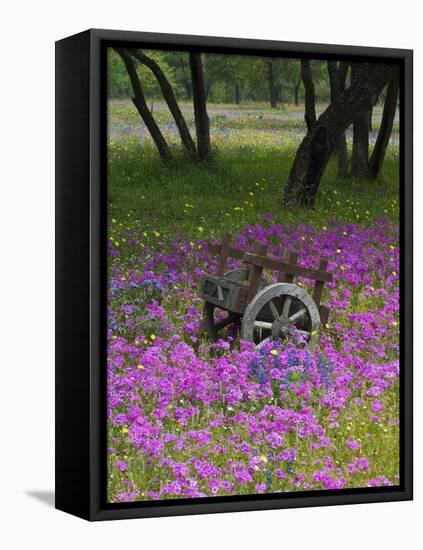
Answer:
247;243;268;302
243;252;333;282
312;258;328;306
203;302;241;340
201;236;333;345
199;274;249;314
278;250;298;282
241;282;321;348
319;305;330;326
216;233;232;276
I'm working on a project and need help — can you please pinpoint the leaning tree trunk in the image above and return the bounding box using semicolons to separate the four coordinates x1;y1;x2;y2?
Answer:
267;60;277;108
351;64;371;178
327;61;349;177
189;52;212;162
301;59;316;130
368;73;399;178
128;49;196;155
116;49;171;162
283;63;393;207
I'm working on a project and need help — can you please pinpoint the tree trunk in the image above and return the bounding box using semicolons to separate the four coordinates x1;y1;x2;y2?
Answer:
184;82;192;100
235;83;240;105
205;83;211;101
294;81;300;106
351;110;370;177
128;49;196;156
327;61;349;177
351;64;371;178
189;52;212;162
368;73;399;178
116;48;171;162
301;59;316;130
368;106;373;132
283;63;393;207
338;61;349;89
267;60;277;108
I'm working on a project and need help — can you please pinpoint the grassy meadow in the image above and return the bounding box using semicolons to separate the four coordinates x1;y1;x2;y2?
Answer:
108;100;399;238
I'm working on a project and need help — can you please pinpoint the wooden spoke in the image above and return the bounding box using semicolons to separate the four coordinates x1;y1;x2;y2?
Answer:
282;296;292;318
289;308;307;323
269;300;280;320
254;321;273;330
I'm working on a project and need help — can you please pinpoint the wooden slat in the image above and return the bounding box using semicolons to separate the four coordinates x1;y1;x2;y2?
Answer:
312;258;328;305
216;233;232;276
278;250;298;282
247;242;268;302
319;305;330;325
243;252;333;282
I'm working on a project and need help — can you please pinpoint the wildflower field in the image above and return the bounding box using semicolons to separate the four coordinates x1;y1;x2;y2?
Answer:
107;101;400;502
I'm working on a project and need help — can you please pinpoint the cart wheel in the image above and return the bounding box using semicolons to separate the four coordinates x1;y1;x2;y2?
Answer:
202;268;268;341
240;283;320;348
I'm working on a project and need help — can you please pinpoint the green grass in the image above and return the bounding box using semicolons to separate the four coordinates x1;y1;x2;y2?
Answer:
108;139;399;241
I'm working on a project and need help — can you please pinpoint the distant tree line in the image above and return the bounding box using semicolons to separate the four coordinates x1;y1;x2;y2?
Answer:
109;49;331;106
111;48;399;208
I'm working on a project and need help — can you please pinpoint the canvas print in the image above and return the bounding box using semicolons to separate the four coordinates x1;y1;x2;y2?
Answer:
106;47;400;503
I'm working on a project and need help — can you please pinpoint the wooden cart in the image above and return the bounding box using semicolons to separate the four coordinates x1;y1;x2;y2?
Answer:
199;233;333;348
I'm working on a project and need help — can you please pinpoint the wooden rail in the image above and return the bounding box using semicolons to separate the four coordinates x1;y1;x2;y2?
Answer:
204;233;332;311
242;252;333;283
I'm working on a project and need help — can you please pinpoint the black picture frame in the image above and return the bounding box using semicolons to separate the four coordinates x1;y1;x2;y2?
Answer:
55;28;413;521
